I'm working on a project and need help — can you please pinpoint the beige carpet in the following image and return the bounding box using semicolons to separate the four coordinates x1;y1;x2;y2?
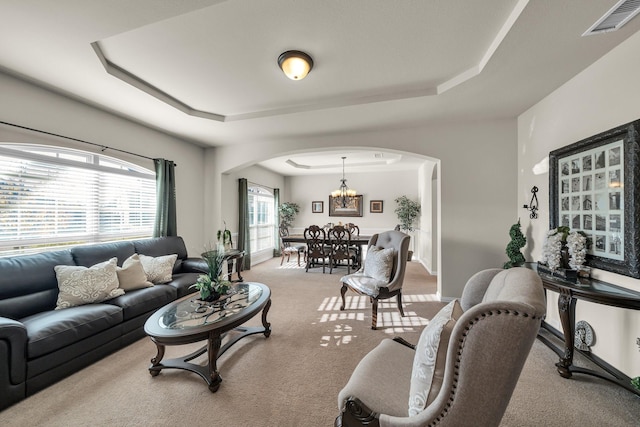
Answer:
0;259;638;426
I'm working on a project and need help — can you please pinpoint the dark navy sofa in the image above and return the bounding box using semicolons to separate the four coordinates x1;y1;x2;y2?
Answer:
0;236;206;410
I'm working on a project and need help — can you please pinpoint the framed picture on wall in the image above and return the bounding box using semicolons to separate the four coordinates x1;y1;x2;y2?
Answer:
312;201;323;213
549;119;640;278
329;195;363;217
370;200;383;213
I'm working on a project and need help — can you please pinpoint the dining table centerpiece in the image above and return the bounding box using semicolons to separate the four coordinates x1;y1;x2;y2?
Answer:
192;243;231;302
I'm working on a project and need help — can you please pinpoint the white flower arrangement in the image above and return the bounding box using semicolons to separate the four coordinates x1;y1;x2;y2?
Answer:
540;226;590;271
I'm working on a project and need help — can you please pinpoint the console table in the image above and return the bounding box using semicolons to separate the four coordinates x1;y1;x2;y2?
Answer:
527;263;640;396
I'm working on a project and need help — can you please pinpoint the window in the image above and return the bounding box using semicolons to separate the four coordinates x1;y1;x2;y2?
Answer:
0;144;156;255
248;185;275;254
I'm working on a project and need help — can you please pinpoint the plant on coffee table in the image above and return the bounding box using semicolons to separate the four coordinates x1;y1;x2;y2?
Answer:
192;243;231;301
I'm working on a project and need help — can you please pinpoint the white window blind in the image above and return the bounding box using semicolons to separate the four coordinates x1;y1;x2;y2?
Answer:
0;144;156;255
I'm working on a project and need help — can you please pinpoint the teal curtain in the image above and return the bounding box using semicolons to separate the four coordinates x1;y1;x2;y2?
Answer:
153;158;177;237
238;178;251;270
273;188;280;257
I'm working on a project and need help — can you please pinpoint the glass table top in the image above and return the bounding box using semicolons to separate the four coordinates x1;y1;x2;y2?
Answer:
158;283;263;330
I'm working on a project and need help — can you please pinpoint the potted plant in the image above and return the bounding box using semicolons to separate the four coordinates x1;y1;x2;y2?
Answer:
278;202;300;229
217;221;232;251
394;196;421;260
503;220;526;269
193;242;231;302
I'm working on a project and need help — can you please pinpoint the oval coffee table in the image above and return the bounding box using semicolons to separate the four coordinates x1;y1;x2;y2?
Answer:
144;282;271;392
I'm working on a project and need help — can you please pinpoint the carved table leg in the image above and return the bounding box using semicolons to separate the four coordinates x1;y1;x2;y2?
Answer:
262;298;272;337
340;284;348;310
149;342;165;377
236;255;244;282
556;287;576;378
207;332;223;392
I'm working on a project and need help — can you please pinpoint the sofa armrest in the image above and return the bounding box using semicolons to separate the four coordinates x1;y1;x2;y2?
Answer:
0;317;28;385
180;257;208;274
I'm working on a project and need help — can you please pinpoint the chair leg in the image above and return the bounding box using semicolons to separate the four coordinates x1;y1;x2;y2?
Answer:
280;253;285;265
397;291;405;317
371;299;379;330
340;284;348;310
296;251;301;266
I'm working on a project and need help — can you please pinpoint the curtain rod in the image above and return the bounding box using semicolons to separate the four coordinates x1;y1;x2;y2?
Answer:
0;120;176;165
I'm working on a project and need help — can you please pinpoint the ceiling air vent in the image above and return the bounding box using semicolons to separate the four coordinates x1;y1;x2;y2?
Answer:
583;0;640;35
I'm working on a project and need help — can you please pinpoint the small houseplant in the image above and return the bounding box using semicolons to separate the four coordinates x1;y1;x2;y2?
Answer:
192;243;231;301
394;196;421;260
394;196;421;232
503;220;526;269
278;202;300;228
217;222;232;251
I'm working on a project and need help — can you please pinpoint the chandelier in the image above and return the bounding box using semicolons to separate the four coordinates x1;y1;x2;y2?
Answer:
331;157;357;208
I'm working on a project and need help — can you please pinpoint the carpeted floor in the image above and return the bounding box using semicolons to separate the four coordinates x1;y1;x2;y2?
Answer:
0;259;638;426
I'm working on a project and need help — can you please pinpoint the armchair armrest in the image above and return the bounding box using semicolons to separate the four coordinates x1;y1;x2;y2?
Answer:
0;316;28;386
392;336;416;350
181;257;208;274
335;397;381;427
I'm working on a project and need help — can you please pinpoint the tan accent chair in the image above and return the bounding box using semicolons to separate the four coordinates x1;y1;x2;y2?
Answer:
335;267;546;427
279;224;306;266
340;230;410;329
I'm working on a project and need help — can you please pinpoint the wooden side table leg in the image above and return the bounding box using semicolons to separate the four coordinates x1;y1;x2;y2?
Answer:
149;342;165;377
207;332;223;392
236;254;244;282
556;288;576;378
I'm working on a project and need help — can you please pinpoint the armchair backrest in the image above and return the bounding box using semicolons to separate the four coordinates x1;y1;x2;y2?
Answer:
368;230;409;291
385;267;546;427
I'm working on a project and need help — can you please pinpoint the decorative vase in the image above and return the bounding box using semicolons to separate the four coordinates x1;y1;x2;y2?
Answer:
560;246;571;269
203;289;220;302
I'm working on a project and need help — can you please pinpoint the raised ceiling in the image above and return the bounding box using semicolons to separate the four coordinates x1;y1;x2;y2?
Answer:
1;0;640;174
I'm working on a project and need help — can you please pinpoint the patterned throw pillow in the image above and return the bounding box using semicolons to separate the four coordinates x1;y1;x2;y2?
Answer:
363;246;394;282
54;258;124;310
408;299;463;416
116;254;153;291
138;253;178;284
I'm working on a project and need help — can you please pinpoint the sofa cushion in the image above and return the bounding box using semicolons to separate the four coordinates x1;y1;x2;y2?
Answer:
54;258;124;310
22;304;123;359
363;246;394;282
164;273;200;298
0;250;74;320
71;241;136;267
116;254;153;291
408;299;463;416
134;236;187;273
139;254;178;284
105;285;175;320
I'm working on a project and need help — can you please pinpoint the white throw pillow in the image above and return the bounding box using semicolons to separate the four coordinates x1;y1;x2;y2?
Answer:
408;299;463;416
116;254;153;291
55;258;124;310
363;246;394;282
138;253;178;284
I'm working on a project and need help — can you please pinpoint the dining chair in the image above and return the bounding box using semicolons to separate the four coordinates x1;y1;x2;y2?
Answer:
279;224;306;266
328;225;357;274
345;223;361;269
304;225;329;273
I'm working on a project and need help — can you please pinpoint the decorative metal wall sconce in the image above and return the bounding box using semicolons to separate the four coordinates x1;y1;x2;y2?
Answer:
523;186;539;219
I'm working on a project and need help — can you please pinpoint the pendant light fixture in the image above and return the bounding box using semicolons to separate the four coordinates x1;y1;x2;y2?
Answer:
331;157;356;208
278;50;313;80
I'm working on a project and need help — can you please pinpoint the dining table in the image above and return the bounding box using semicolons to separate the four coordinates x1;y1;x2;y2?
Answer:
281;234;372;270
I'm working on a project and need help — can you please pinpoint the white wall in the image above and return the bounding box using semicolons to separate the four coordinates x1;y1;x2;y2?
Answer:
208;121;517;299
0;72;206;256
286;169;419;235
518;30;640;376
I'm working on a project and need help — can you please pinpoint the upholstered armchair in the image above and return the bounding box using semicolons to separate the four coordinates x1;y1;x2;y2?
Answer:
340;230;410;329
335;267;546;427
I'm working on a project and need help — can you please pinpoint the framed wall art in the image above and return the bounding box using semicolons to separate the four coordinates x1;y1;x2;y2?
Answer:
370;200;383;213
549;119;640;278
329;195;363;217
311;201;323;213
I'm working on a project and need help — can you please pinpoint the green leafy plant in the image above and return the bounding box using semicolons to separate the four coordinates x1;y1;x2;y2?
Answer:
217;221;232;248
503;220;526;269
191;243;231;300
278;202;300;228
632;376;640;391
394;196;421;232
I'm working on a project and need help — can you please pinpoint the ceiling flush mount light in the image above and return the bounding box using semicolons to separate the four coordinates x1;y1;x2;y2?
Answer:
331;157;357;208
277;50;313;80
